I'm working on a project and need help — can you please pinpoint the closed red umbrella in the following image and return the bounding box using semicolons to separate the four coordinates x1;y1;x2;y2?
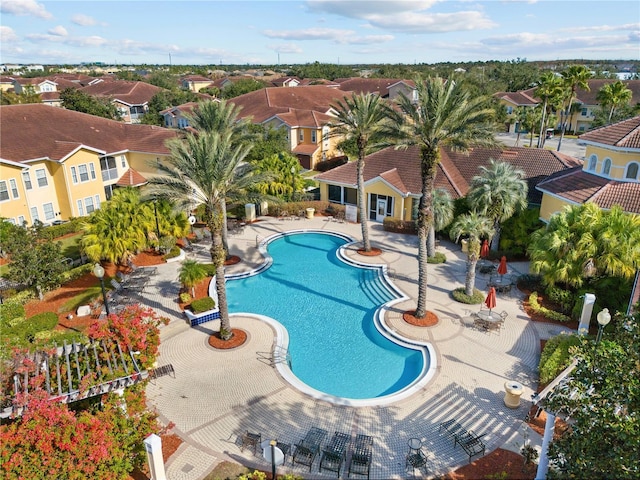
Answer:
497;256;508;276
485;287;497;314
480;239;490;259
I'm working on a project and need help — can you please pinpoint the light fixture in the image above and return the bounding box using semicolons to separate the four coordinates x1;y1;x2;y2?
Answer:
595;308;611;346
93;263;110;316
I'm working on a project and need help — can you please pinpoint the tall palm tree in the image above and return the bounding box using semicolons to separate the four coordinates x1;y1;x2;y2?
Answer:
535;72;564;148
187;99;257;256
330;93;397;252
146;131;263;340
427;188;454;258
466;159;528;251
557;65;592;151
596;80;633;123
449;212;494;296
394;76;497;318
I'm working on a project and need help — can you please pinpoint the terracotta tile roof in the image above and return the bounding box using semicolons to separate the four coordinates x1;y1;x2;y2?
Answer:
493;90;539;106
536;168;640;214
316;145;581;204
299;78;341;87
0;104;178;163
181;75;212;82
292;144;318;155
116;168;148;187
573;79;640;105
334;78;406;97
276;109;332;128
578;115;640;149
229;86;353;125
159;101;202;116
79;80;164;106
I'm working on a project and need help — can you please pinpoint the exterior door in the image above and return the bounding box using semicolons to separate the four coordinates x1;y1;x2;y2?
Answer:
376;197;387;222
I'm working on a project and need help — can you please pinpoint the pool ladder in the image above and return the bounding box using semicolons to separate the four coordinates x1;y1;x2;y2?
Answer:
257;346;291;368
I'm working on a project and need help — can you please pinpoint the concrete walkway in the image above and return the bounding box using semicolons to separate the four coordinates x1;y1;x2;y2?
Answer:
140;216;570;479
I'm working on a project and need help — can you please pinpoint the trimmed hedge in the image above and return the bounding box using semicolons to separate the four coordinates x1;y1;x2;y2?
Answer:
539;333;581;384
383;217;417;234
164;246;181;260
0;303;26;327
40;218;82;240
190;297;215;313
529;292;572;322
452;287;485;304
59;263;93;283
315;156;348;172
427;252;447;264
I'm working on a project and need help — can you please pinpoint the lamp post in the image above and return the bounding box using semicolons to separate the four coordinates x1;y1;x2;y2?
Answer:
595;308;611;347
93;263;110;316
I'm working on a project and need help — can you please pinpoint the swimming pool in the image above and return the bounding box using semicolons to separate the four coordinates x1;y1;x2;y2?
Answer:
225;231;434;405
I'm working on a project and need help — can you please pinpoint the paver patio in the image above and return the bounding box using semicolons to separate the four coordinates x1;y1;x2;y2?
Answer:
142;215;571;479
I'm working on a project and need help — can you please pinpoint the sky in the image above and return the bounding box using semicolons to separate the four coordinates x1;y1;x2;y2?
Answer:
1;0;639;66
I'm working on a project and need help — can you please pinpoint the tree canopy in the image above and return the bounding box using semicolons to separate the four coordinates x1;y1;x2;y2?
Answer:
59;88;120;120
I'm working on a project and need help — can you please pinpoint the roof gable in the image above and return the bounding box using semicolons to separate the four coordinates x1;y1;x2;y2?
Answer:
579;115;640;149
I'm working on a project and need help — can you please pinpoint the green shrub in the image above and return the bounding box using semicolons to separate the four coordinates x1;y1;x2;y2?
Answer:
539;333;581;384
26;312;59;334
529;292;572;322
383;217;417;234
190;297;215;313
427;252;447;264
202;264;217;277
2;289;35;306
499;208;544;258
545;285;575;314
164;246;181;260
0;302;26;327
59;263;93;283
179;292;192;303
452;287;484;304
40;219;82;240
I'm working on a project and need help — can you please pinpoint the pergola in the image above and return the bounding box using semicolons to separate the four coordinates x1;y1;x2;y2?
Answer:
2;339;148;419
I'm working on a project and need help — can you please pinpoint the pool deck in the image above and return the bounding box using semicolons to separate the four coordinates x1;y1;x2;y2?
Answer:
142;215;572;479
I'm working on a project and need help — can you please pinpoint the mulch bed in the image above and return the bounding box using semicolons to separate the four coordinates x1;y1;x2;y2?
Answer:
357;247;382;256
208;328;247;349
403;310;439;327
445;447;536;479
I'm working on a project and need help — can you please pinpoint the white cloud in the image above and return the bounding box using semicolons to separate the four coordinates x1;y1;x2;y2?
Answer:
0;26;19;43
71;13;97;26
26;33;108;48
307;1;438;18
48;25;68;37
263;27;393;45
563;23;640;33
0;0;52;19
267;43;304;54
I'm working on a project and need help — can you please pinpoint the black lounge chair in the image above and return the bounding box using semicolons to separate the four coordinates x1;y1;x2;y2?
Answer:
319;431;350;476
292;427;328;471
347;434;373;479
455;430;486;463
240;431;261;455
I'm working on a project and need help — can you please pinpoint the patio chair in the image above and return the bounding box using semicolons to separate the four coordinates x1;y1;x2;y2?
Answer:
454;430;486;463
347;434;373;479
240;431;262;455
405;446;428;477
292;426;328;471
319;431;350;476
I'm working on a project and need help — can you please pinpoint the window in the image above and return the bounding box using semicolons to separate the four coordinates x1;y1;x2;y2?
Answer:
78;164;89;182
17;215;25;226
104;184;114;200
43;203;55;221
0;181;9;201
6;218;16;225
581;108;588;116
77;200;84;216
328;184;342;203
506;106;513;115
602;158;612;176
94;195;100;209
588;155;597;171
89;163;96;180
22;171;32;190
9;179;18;198
625;162;639;180
85;196;95;214
100;156;118;181
311;130;317;143
30;206;39;222
299;129;304;142
35;168;48;187
120;156;126;168
71;166;78;183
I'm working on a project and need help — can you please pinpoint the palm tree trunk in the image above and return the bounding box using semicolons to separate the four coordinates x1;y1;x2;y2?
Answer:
220;197;230;258
427;225;436;258
557;94;574;151
357;151;371;251
466;257;478;296
537;100;548;148
415;146;438;318
208;210;231;339
491;219;501;251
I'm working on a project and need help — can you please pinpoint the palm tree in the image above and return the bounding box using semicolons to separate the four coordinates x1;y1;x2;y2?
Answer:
330;93;397;252
187;99;257;256
449;212;494;296
427;188;454;258
535;72;564;148
466;159;528;251
179;260;207;298
557;65;592;151
393;76;497;318
596;80;633;123
146;131;263;340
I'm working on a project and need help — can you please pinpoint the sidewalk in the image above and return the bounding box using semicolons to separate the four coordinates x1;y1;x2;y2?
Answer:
141;216;563;479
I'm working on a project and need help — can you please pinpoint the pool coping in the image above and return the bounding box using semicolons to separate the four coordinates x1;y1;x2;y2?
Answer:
222;229;437;407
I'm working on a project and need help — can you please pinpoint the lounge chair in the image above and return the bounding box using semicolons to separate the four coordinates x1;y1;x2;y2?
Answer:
292;427;328;471
319;431;350;476
347;434;373;479
455;430;486;463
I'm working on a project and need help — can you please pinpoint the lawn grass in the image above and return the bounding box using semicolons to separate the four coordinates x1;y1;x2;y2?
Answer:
57;233;83;260
0;263;9;277
58;285;104;313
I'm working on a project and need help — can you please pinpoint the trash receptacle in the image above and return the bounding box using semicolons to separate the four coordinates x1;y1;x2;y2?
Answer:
504;381;524;408
306;208;315;219
461;239;468;253
245;203;256;222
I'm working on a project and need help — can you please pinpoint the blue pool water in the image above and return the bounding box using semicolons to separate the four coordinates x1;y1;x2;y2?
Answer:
226;232;425;400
